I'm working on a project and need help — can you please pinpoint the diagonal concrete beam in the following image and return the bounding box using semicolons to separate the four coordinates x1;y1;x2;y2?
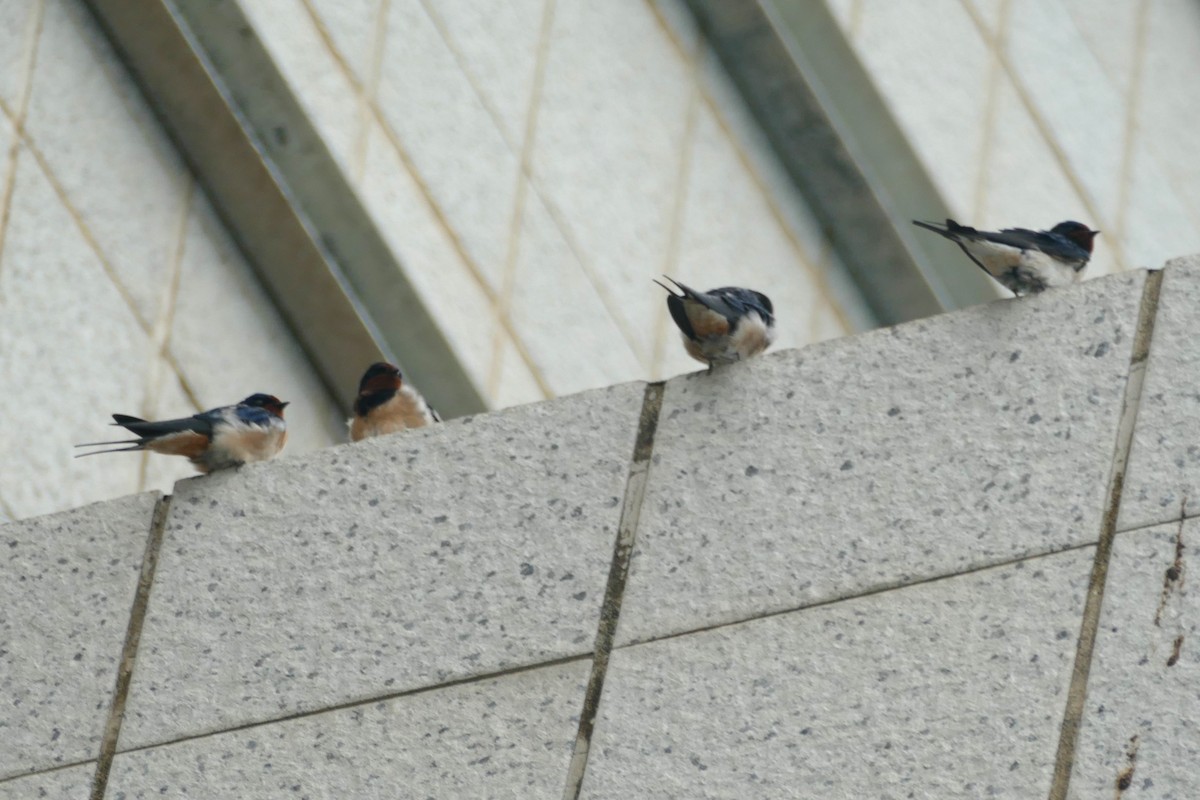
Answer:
83;0;486;417
684;0;997;324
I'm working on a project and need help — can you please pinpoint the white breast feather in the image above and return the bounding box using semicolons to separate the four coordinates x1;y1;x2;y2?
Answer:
347;385;436;440
1019;249;1079;287
211;412;287;464
730;312;774;361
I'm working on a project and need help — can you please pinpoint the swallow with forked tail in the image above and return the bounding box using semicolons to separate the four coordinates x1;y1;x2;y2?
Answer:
348;362;440;442
76;393;289;473
913;218;1099;296
655;276;776;373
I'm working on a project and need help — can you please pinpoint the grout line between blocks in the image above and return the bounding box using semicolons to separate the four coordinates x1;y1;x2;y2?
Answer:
562;381;665;800
617;538;1104;654
486;0;557;398
414;0;650;370
970;0;1010;222
351;0;390;185
100;652;592;762
0;0;46;288
1111;0;1152;266
0;492;18;522
650;68;700;381
89;494;172;800
1047;268;1164;800
138;178;196;491
3;103;207;415
0;758;98;787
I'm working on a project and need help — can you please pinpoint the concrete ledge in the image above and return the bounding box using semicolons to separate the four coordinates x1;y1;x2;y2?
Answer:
620;269;1145;644
5;262;1200;796
119;383;645;749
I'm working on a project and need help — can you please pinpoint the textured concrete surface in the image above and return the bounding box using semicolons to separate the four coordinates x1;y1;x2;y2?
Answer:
619;271;1144;644
1120;256;1200;531
584;547;1093;800
120;383;642;748
0;763;95;800
109;661;587;799
1068;523;1199;798
0;492;157;779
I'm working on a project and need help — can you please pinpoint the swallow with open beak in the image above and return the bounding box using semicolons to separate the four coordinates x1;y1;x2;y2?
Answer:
655;276;776;373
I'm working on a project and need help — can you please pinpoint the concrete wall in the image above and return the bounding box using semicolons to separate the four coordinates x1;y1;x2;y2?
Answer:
0;0;346;523
824;0;1200;279
238;0;865;407
4;259;1199;798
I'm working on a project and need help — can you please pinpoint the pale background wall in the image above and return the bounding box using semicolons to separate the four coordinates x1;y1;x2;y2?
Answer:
0;0;345;523
824;0;1200;280
238;0;865;408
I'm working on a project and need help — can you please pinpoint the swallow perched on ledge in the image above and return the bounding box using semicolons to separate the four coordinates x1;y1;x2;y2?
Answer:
76;393;289;473
655;276;776;373
348;362;440;442
912;218;1099;296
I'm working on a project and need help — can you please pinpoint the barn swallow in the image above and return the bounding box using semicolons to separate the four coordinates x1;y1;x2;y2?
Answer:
913;218;1099;296
348;362;440;442
655;276;776;373
76;393;289;473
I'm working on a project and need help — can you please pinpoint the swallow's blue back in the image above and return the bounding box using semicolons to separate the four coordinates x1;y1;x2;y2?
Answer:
231;405;277;428
707;287;775;325
196;403;275;430
992;227;1090;263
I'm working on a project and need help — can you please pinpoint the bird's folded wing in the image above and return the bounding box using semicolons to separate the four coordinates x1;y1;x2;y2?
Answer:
991;227;1089;261
113;413;215;439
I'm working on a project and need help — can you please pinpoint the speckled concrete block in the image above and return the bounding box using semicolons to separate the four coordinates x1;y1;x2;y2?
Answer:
582;547;1093;800
0;493;158;779
109;660;587;799
1119;257;1200;531
120;383;643;748
1067;523;1199;798
0;763;96;800
618;271;1145;644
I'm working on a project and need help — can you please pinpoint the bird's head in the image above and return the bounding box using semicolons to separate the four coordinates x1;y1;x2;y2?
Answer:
1052;221;1100;253
357;362;403;396
242;393;290;418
